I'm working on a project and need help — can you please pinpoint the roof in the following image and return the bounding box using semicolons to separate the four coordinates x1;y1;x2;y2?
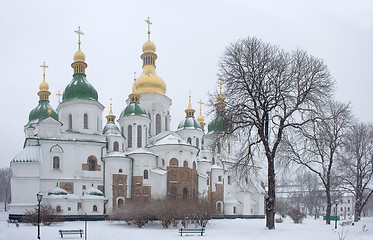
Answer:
28;100;58;124
127;148;158;156
102;122;122;136
119;102;148;118
150;168;167;175
62;73;98;101
152;133;189;146
177;117;202;130
224;192;240;204
12;145;41;162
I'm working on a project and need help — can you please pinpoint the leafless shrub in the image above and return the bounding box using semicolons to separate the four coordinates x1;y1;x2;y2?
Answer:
287;208;306;224
21;205;62;226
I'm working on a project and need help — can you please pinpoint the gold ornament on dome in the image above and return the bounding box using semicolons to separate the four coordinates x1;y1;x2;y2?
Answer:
39;61;49;91
73;26;86;62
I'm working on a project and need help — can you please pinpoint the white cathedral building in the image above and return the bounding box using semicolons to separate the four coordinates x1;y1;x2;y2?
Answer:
9;23;265;221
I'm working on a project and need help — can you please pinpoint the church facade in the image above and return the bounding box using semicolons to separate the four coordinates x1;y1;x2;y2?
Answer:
9;22;265;221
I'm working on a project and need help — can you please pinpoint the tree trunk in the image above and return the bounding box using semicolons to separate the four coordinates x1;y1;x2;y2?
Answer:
325;188;331;224
266;158;275;229
354;194;361;222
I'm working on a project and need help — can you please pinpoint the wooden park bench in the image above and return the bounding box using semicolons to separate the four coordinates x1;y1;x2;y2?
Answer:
179;228;205;236
59;229;84;238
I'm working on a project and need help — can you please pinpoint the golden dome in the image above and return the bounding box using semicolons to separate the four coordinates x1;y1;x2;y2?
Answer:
142;40;156;53
133;65;166;95
74;47;86;62
197;114;204;123
39;81;49;91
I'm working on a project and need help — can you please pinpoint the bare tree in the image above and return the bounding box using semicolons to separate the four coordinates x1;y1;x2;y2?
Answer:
282;100;351;224
216;36;334;229
337;122;373;222
0;167;12;211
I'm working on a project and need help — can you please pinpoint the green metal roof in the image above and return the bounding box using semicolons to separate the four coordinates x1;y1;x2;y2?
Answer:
120;102;148;118
102;122;121;136
177;117;202;130
28;100;58;124
207;112;232;134
62;73;98;101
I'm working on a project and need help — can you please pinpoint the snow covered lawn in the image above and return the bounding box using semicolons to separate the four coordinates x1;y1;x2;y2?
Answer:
1;211;372;240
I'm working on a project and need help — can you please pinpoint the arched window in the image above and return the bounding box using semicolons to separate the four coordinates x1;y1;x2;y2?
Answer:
228;176;231;184
156;114;161;135
56;205;62;213
93;205;98;212
137;125;142;148
113;142;119;151
187;137;192;144
183;161;188;168
216;202;222;213
218;176;222;182
117;198;124;208
165;116;168;131
233;206;236;214
183;187;188;196
68;114;72;130
144;170;148;179
170;158;178;167
53;156;60;170
196;138;199;148
148;113;152;136
119;169;123;173
84;114;88;129
162;159;165;166
128;125;132;148
193;161;196;170
88;156;97;171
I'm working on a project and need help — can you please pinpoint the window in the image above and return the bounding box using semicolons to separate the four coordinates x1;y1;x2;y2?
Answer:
183;187;188;196
218;176;222;182
82;185;86;190
119;169;122;173
245;177;248;184
348;207;350;212
196;138;199;148
207;177;209;185
156;114;161;135
128;125;132;148
228;143;231;153
113;142;119;151
84;114;88;129
162;159;165;166
137;125;142;148
170;158;178;167
148;113;152;136
348;199;350;204
68;207;71;211
77;202;82;209
233;207;236;214
88;156;97;171
144;170;148;179
118;198;124;208
212;158;215;164
228;176;231;184
56;205;62;213
121;127;124;136
341;207;343;211
183;161;188;168
171;187;177;196
193;161;196;170
187;137;192;144
216;202;222;213
93;205;98;212
53;156;60;170
68;114;72;129
165;116;168;131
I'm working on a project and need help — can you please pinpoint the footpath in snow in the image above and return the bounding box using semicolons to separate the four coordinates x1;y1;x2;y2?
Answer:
0;211;372;240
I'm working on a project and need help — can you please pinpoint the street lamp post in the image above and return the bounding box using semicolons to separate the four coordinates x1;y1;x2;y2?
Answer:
37;192;43;239
335;199;339;229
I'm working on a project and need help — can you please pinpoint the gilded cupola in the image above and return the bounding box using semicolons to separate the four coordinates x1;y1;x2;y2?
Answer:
178;92;202;130
132;17;167;95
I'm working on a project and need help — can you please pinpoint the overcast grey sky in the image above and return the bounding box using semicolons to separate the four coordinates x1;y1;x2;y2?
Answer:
0;0;372;168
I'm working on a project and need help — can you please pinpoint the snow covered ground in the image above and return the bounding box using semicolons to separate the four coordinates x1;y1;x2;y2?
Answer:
1;211;372;240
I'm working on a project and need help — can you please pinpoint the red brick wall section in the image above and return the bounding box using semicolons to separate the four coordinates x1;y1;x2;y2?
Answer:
112;174;127;208
167;166;198;199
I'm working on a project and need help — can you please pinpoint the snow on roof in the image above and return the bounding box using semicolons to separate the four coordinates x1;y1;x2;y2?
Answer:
82;187;106;199
152;133;189;146
224;192;240;204
127;148;158;156
211;164;223;170
47;186;68;195
150;168;167;175
105;151;127;158
198;173;208;179
12;145;41;162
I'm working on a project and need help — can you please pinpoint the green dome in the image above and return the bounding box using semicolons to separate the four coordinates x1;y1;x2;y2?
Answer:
178;117;202;130
207;113;232;134
103;122;121;136
28;100;58;124
62;73;98;101
120;102;148;118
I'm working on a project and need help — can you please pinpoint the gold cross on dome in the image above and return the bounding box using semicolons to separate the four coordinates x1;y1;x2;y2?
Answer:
145;17;152;40
56;91;62;103
109;98;113;114
198;99;204;113
40;61;48;81
74;26;84;47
